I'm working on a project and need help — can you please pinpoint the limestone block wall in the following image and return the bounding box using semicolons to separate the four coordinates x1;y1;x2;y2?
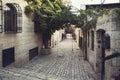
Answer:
87;12;113;72
109;10;120;80
87;29;97;71
75;28;80;46
0;0;42;67
87;9;120;80
51;29;64;47
96;10;120;80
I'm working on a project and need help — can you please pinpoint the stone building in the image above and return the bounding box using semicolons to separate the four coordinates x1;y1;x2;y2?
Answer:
0;0;43;67
51;29;64;47
86;4;120;80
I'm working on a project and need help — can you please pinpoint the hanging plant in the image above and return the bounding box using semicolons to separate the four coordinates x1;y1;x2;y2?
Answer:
80;6;110;31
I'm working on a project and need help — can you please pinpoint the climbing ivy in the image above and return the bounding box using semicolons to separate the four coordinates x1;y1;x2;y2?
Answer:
24;0;111;48
115;8;120;22
24;0;78;48
80;6;110;31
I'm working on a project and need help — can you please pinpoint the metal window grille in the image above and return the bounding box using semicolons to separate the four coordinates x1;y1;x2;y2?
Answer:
4;3;22;33
91;31;94;50
29;47;38;60
0;1;3;33
2;47;15;67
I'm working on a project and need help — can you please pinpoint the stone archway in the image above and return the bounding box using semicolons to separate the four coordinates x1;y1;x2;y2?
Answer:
96;29;105;73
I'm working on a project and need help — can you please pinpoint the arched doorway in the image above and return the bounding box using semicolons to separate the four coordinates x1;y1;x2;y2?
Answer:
96;29;105;73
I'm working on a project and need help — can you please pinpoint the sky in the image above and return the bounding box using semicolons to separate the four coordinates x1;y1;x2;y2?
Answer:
70;0;120;9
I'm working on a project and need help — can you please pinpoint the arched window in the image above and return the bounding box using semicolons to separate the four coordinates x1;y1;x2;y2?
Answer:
0;1;3;33
91;31;94;50
4;3;22;33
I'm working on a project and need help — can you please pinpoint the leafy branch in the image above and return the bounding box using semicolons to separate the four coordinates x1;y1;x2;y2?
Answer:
80;6;110;31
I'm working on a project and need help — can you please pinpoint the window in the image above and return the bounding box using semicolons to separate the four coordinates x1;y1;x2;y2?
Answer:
29;47;38;60
88;31;89;47
2;47;15;67
4;3;22;33
0;1;3;33
103;33;110;49
91;31;94;50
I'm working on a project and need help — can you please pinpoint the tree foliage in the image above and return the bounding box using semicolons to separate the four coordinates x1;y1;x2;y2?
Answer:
80;6;110;31
25;0;79;48
115;8;120;22
24;0;110;48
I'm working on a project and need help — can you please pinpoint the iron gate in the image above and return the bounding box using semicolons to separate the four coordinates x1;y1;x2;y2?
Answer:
101;52;120;80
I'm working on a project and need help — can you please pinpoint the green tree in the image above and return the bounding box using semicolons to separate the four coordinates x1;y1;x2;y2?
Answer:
25;0;76;48
25;0;110;49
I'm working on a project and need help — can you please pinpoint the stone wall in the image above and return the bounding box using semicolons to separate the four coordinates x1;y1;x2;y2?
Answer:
87;9;120;80
0;0;42;67
75;28;80;46
51;30;64;47
87;29;97;71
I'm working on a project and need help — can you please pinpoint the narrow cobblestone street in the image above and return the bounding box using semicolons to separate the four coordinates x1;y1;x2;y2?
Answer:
0;38;98;80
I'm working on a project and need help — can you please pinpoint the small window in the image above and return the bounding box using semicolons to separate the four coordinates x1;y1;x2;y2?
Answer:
4;3;22;33
103;34;110;49
34;21;41;33
91;31;94;50
29;47;38;60
2;47;15;67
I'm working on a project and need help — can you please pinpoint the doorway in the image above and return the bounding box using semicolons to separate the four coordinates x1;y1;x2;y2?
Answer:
96;29;105;73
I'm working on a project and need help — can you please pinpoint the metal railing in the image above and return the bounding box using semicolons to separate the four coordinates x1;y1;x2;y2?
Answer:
101;52;120;80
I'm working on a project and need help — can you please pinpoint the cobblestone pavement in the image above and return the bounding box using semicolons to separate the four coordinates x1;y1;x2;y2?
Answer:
0;38;99;80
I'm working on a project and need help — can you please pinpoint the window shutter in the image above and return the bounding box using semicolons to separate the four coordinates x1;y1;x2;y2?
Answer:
0;1;3;33
103;34;110;49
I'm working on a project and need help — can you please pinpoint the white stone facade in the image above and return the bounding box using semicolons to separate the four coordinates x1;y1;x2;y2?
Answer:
51;29;64;47
0;0;42;67
87;10;120;80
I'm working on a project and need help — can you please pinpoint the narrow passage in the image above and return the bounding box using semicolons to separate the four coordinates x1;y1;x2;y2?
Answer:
0;38;98;80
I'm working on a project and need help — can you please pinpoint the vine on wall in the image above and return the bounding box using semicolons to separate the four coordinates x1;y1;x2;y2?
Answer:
115;8;120;22
82;6;110;31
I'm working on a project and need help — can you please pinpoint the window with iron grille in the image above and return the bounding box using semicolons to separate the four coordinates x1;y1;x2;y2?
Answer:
4;3;22;33
0;1;3;33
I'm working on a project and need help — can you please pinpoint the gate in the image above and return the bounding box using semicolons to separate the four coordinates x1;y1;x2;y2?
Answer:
101;52;120;80
29;47;38;60
2;47;15;67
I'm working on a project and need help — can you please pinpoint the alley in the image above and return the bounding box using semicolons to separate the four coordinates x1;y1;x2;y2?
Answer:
0;38;98;80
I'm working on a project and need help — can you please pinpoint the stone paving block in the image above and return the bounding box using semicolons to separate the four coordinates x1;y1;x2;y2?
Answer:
0;39;99;80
